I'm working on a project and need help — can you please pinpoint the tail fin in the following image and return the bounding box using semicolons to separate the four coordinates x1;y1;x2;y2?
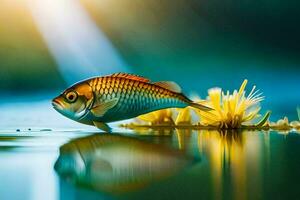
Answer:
179;93;213;111
189;102;213;111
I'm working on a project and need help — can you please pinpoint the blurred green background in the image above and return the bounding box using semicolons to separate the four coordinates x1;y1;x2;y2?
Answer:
0;0;299;119
0;2;300;200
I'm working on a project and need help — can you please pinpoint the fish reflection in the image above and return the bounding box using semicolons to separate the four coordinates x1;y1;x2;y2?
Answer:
54;134;194;193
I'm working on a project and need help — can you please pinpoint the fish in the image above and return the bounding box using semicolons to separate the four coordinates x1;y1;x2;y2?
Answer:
52;73;212;132
54;134;195;193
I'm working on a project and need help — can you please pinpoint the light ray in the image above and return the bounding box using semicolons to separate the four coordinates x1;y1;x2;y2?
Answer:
28;0;129;84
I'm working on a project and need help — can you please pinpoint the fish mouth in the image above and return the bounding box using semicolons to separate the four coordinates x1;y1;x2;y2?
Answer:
52;99;64;110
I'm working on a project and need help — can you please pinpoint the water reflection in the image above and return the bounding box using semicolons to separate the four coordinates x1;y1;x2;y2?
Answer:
197;130;247;200
140;129;271;200
175;129;268;200
55;134;195;193
54;129;300;200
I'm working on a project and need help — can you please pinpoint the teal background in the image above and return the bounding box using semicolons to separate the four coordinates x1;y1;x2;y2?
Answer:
0;0;299;117
0;1;300;200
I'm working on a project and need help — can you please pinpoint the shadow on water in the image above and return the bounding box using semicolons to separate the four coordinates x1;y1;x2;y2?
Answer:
54;128;300;200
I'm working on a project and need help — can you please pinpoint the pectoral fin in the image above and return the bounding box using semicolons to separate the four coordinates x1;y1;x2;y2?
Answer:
91;98;119;117
93;121;112;132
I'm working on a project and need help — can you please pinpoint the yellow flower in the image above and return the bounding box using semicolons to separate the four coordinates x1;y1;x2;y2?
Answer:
175;107;195;125
136;108;175;126
291;121;300;130
194;80;269;129
290;107;300;130
269;117;291;130
125;106;197;127
120;108;176;132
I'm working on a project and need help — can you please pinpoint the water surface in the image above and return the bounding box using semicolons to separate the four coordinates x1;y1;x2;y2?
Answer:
1;100;300;200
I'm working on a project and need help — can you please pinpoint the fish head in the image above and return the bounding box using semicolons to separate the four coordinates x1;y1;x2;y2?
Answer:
52;82;94;121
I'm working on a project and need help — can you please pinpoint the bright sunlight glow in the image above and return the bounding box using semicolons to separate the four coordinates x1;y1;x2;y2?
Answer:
28;0;129;84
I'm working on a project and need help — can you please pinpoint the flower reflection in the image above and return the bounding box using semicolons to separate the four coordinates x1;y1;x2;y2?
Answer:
175;128;193;150
196;130;268;200
197;130;245;199
174;129;268;200
54;134;195;193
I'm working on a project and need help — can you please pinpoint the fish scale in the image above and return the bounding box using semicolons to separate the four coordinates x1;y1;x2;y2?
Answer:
88;77;184;122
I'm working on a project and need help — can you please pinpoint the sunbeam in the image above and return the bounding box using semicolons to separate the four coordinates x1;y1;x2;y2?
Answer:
28;0;129;84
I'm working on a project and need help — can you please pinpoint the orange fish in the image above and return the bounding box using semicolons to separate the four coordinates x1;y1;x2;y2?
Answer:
52;73;211;132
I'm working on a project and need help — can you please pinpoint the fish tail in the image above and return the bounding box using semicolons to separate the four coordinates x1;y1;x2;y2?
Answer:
179;94;213;111
189;101;213;111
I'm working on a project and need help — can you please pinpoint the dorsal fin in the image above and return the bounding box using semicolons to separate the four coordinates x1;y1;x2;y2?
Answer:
109;73;150;83
154;81;182;93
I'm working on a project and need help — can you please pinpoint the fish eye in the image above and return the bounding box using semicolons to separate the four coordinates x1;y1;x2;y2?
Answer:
65;91;78;103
